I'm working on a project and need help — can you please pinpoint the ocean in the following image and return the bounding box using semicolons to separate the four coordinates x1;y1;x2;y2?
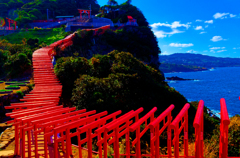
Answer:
165;67;240;117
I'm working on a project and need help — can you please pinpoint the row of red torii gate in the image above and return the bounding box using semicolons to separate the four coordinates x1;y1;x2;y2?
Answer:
4;27;238;158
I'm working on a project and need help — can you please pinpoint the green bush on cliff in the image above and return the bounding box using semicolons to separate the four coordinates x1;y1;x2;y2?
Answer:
0;39;33;78
4;52;32;78
54;56;91;98
71;50;166;113
56;51;197;127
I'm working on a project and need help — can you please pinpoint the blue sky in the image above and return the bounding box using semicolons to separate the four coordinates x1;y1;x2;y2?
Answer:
97;0;240;58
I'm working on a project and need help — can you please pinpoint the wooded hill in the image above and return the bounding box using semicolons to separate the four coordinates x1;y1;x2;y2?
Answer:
160;53;240;68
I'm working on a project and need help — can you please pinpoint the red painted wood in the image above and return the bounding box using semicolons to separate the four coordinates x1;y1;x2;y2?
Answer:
4;27;238;158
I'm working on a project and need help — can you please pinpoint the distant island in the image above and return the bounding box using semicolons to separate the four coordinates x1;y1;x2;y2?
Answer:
160;63;208;73
159;53;240;73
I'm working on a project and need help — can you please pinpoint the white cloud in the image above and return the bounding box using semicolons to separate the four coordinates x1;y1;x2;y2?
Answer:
210;47;227;53
196;19;202;22
154;31;167;38
161;51;172;55
205;20;213;24
169;43;194;47
210;36;226;42
186;50;197;53
150;21;191;29
210;47;226;50
205;25;209;28
153;29;184;38
200;31;207;34
195;26;204;30
233;47;240;49
213;12;229;19
217;50;227;53
171;21;191;29
230;14;236;18
150;21;190;38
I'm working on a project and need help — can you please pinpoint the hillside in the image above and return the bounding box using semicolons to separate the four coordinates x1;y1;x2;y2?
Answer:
160;63;208;73
0;0;100;27
160;53;240;68
0;28;69;79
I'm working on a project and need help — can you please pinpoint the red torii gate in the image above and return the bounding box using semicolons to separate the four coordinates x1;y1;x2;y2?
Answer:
78;9;91;20
6;17;17;30
3;26;240;158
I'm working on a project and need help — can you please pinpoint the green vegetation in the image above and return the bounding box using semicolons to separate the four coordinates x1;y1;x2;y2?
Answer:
16;90;24;98
0;39;32;78
5;81;27;86
26;83;34;91
5;81;18;85
5;85;20;89
22;80;30;83
11;83;26;86
0;89;12;92
0;28;68;45
99;1;149;26
0;28;68;79
0;89;13;94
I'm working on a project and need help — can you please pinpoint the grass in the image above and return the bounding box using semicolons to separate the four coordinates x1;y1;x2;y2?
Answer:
0;89;13;94
5;85;20;89
0;89;12;92
5;82;17;85
22;80;30;83
0;28;68;45
10;83;26;86
0;79;33;97
6;82;27;86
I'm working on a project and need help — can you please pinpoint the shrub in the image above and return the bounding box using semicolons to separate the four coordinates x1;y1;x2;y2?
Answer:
69;51;189;118
4;52;32;78
16;91;24;98
27;83;34;91
228;115;240;156
54;57;91;98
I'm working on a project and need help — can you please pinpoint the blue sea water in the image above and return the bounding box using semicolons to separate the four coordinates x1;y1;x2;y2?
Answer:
165;67;240;117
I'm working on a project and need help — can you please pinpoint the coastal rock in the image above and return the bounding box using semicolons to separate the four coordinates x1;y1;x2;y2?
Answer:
166;76;195;81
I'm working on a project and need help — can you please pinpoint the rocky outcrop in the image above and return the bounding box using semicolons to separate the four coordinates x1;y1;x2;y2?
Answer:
166;76;195;81
0;125;15;157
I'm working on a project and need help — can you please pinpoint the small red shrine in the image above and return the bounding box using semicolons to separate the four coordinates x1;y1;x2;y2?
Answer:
127;15;137;25
78;9;91;20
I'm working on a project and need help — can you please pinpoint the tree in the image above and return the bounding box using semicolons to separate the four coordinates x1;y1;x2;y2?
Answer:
0;3;9;16
107;0;118;7
126;0;132;5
